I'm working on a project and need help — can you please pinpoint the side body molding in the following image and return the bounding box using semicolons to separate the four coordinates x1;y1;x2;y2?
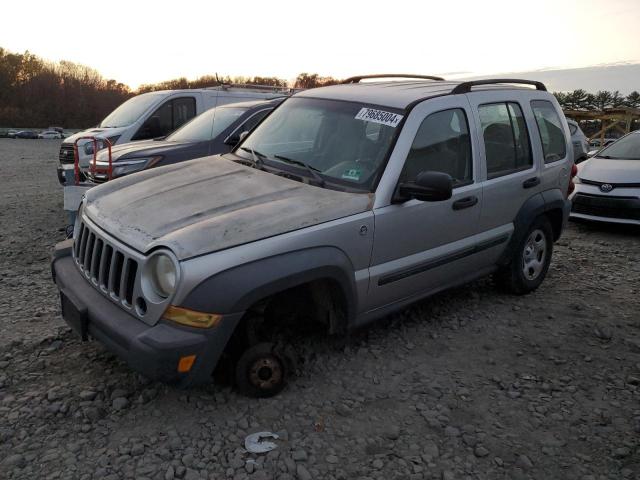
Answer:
180;247;358;321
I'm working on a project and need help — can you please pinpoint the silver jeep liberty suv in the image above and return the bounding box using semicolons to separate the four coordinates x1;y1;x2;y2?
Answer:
52;74;574;397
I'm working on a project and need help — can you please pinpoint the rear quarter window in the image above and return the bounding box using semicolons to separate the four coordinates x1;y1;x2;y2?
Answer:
531;100;567;163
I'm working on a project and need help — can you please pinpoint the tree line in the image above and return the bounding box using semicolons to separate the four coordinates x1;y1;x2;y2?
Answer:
2;47;639;129
0;48;131;129
137;72;339;93
0;48;342;128
553;89;640;111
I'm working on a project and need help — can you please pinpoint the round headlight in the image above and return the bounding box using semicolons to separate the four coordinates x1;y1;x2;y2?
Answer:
149;253;177;298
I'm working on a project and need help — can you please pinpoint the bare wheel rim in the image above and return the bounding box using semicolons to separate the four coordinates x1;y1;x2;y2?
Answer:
248;355;283;390
522;229;547;281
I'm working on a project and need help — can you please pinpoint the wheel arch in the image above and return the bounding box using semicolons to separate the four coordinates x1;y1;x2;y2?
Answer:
498;190;569;266
179;246;358;326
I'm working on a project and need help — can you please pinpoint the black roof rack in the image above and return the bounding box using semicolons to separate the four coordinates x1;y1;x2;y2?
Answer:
342;74;445;84
451;79;547;94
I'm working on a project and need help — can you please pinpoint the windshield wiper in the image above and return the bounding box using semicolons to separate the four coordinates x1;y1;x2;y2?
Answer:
273;155;325;187
239;147;267;170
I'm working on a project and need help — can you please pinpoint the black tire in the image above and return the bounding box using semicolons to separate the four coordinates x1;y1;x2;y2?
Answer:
235;343;287;398
495;216;554;295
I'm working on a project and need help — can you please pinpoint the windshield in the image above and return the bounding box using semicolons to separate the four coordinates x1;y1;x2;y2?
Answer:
167;106;247;143
99;93;164;128
237;97;401;190
596;133;640;160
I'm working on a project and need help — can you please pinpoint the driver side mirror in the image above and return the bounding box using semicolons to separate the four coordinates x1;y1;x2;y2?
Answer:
397;171;453;202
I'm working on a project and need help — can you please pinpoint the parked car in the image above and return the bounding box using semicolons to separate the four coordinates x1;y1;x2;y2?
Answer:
566;119;589;163
7;129;18;138
56;84;296;185
83;98;284;183
588;137;617;149
570;130;640;225
15;130;38;139
587;137;622;158
51;76;573;397
38;130;63;139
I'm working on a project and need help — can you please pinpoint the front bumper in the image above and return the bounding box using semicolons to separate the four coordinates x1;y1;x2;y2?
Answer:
51;240;243;387
570;186;640;225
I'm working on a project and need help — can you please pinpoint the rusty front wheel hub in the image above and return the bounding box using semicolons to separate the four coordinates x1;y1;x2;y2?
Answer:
248;355;283;390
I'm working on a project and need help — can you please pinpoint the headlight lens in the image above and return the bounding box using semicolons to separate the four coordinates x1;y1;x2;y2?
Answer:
83;135;121;155
148;253;177;298
112;157;160;177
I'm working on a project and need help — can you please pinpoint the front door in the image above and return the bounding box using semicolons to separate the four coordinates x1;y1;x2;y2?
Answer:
365;97;484;313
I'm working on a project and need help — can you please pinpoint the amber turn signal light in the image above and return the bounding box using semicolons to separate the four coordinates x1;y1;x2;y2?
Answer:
163;305;222;329
177;354;196;373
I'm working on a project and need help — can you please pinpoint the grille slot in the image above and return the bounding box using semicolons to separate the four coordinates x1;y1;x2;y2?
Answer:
72;220;139;309
59;144;76;164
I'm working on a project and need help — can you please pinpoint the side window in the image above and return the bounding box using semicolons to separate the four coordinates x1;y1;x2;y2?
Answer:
173;97;196;130
478;102;532;179
531;100;567;163
133;100;172;140
400;108;472;187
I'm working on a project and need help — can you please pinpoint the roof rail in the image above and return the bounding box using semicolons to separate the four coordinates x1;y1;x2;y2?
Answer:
342;74;445;84
207;83;301;94
451;79;547;94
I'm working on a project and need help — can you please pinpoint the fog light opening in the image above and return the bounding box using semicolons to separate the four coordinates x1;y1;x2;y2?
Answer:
135;297;147;316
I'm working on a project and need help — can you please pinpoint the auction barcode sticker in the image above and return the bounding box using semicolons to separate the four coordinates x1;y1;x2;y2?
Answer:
355;108;403;127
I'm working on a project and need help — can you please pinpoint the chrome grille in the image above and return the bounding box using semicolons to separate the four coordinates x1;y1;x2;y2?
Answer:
59;144;76;164
73;219;139;307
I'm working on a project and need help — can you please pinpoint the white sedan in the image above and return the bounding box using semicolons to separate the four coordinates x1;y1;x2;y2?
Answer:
570;131;640;225
38;130;63;139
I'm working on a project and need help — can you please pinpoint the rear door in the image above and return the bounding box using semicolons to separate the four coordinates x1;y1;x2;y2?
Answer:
466;91;542;259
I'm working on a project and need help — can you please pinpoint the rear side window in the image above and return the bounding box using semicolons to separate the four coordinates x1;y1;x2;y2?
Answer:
478;102;532;179
531;100;567;163
400;108;472;187
568;123;578;135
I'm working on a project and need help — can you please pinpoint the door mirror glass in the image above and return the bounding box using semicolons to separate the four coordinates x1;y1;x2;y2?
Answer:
398;171;453;202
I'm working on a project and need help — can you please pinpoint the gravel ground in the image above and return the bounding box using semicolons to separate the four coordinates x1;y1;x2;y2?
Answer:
0;138;639;480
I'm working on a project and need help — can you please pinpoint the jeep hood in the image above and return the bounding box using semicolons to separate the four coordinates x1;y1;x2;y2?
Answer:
83;156;373;260
578;157;640;184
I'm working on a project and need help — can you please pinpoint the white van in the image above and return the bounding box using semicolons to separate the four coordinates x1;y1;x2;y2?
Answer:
57;85;292;184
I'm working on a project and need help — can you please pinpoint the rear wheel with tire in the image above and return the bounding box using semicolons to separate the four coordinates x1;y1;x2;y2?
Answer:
496;216;553;295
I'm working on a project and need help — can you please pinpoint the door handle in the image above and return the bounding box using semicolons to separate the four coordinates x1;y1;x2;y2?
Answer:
523;177;540;189
452;196;478;210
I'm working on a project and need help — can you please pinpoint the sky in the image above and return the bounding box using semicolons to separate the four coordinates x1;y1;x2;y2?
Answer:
1;0;639;90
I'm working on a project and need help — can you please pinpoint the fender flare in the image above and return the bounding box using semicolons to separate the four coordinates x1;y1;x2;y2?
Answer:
180;246;358;321
498;189;569;266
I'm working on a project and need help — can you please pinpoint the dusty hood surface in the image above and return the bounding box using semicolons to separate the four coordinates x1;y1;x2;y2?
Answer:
83;156;372;260
579;157;640;184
